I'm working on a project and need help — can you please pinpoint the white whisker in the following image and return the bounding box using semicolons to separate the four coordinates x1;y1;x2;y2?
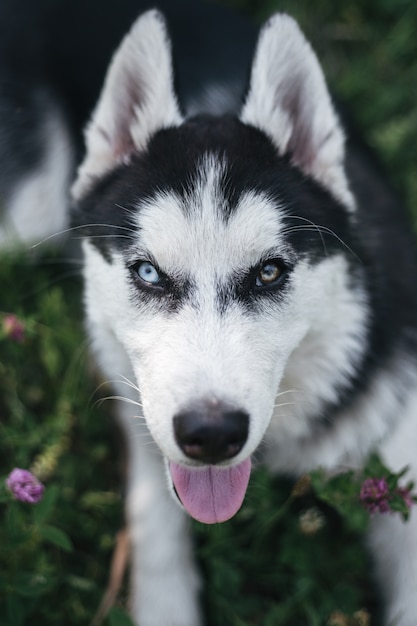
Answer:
119;375;141;393
94;395;144;411
272;401;299;409
31;222;138;248
283;214;361;262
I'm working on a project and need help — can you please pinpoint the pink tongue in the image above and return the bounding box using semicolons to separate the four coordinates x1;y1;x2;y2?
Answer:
169;458;251;524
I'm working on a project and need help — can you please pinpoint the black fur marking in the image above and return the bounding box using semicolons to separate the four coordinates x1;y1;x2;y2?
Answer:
72;114;353;258
72;112;417;427
216;262;292;315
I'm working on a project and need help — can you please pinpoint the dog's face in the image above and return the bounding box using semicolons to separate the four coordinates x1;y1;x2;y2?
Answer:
72;11;368;523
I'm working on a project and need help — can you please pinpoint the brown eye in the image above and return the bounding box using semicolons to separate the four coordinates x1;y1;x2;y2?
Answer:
256;261;283;288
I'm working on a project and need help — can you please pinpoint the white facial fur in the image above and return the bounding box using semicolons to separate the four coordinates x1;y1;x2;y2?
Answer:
82;156;368;467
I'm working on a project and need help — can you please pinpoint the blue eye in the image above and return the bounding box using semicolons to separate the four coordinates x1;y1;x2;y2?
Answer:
136;261;161;285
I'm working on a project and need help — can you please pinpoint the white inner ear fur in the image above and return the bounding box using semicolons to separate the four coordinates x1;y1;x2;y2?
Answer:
72;9;182;200
241;13;354;210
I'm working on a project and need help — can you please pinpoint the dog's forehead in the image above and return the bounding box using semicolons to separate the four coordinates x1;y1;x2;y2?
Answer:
133;156;286;275
77;114;353;267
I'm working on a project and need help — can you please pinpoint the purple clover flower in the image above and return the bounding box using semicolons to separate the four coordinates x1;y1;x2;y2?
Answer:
360;477;391;514
3;314;25;343
360;476;416;516
6;468;45;504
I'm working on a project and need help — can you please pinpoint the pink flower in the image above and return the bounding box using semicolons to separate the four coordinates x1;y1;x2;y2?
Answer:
397;487;414;509
3;314;25;343
6;468;45;504
360;477;391;514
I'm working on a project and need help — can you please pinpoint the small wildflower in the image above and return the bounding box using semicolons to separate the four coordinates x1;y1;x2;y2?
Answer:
327;611;349;626
3;313;25;343
359;477;391;514
353;608;371;626
299;506;326;535
6;468;45;504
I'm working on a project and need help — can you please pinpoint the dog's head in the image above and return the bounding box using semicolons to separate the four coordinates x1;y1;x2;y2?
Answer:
72;11;368;523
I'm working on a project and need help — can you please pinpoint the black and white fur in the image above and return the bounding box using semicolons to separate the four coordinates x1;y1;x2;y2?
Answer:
4;2;417;624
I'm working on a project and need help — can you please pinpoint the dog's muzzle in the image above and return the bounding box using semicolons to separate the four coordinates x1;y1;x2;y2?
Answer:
169;399;251;524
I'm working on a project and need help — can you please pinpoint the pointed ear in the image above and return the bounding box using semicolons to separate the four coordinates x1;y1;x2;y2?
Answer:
241;14;354;209
72;9;182;200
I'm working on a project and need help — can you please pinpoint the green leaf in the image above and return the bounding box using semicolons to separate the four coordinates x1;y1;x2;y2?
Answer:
33;484;59;524
12;573;54;598
309;468;369;533
67;575;96;592
363;452;388;477
39;525;73;552
6;594;26;626
107;606;136;626
0;491;11;503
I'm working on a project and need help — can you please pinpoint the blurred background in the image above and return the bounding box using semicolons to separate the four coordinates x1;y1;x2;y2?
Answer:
1;1;416;624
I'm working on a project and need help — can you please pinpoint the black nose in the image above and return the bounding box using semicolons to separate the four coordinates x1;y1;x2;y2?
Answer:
173;400;249;465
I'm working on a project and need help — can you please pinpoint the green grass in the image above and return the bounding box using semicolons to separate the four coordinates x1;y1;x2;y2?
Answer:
2;1;417;624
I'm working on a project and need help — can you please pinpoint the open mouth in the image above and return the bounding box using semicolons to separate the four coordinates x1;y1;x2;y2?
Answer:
169;458;252;524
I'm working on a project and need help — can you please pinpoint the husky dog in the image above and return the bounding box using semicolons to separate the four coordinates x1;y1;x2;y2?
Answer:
68;7;417;626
